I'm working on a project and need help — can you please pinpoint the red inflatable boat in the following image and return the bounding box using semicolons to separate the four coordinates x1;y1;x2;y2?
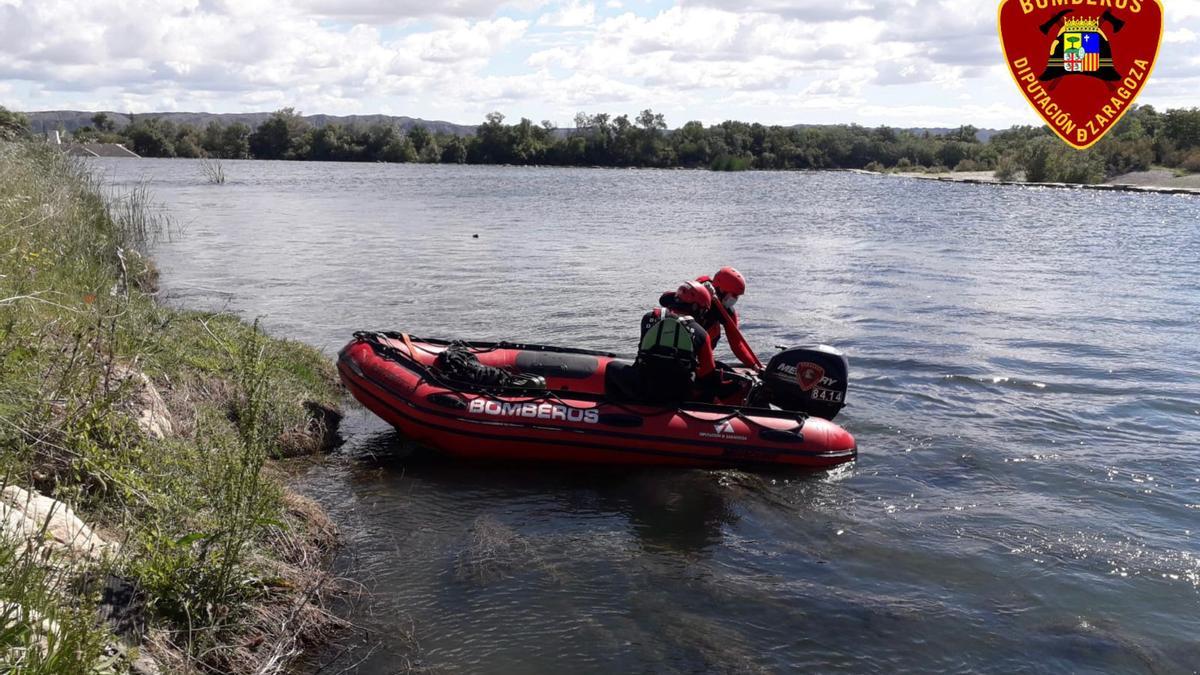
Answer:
338;331;857;470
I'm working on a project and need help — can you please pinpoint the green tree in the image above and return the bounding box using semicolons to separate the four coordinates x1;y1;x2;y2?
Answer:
361;124;398;161
248;108;309;160
381;135;417;163
174;124;204;158
1162;108;1200;151
418;138;441;163
440;136;469;164
123;117;177;157
91;112;117;133
221;123;252;159
473;112;513;163
406;125;431;153
674;120;711;167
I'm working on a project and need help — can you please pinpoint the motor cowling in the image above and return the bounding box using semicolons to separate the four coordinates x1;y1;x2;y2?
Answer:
763;346;849;420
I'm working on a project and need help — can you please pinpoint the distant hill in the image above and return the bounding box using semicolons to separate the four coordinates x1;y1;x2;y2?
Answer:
25;111;478;137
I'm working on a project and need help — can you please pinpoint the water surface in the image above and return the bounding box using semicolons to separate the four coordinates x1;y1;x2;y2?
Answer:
94;159;1200;673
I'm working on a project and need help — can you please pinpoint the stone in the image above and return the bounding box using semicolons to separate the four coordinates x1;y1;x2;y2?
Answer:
0;485;114;561
109;365;174;440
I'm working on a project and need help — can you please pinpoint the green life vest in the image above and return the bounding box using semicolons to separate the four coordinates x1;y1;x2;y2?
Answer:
638;313;697;371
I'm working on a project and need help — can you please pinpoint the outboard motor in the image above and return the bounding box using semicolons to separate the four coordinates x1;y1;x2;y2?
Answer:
762;346;849;420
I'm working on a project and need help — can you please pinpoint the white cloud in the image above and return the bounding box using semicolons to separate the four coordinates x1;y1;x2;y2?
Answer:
297;0;533;22
537;0;595;27
1;0;1197;127
0;0;531;114
1166;28;1197;44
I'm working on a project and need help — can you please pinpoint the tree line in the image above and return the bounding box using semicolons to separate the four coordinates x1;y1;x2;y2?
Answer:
5;104;1200;183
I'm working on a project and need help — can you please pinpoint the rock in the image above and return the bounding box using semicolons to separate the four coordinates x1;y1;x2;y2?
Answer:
87;573;146;640
130;652;162;675
0;485;114;561
109;365;174;440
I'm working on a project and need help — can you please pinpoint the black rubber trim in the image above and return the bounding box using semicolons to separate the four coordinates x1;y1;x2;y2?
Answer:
596;413;644;428
514;351;600;379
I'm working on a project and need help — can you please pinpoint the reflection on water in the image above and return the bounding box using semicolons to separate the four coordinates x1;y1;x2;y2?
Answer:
352;433;740;555
91;159;1200;673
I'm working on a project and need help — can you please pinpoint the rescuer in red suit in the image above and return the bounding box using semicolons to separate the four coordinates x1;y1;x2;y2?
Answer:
637;280;717;403
657;267;764;372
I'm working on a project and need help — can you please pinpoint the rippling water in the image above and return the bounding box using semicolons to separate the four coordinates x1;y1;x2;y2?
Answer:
93;158;1200;673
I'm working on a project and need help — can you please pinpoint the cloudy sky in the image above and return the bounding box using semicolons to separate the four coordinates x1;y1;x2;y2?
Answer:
2;0;1198;128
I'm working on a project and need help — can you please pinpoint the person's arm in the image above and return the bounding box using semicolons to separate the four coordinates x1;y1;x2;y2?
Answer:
692;322;716;378
714;304;763;370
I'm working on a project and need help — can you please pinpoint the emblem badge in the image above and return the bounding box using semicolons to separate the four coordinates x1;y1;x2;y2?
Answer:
998;1;1163;150
714;419;736;434
795;363;825;392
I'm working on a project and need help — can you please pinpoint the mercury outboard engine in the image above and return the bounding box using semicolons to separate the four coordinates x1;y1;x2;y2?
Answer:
762;346;849;420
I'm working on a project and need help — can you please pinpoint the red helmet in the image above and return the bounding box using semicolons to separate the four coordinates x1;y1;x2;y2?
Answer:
675;280;712;310
712;267;746;297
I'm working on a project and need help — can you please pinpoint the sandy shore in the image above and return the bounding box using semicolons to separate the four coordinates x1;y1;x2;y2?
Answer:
889;169;1200;195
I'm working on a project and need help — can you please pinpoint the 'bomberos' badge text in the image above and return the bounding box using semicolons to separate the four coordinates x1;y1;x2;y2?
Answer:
998;0;1163;150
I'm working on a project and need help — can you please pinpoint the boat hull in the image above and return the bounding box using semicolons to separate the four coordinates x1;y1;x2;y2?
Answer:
338;333;857;470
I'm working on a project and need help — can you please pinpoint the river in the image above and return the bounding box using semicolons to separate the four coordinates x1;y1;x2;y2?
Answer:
93;158;1200;673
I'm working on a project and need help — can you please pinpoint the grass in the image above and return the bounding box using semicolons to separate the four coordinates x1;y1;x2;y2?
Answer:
0;142;343;673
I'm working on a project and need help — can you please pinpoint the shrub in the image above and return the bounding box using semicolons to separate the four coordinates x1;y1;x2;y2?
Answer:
0;105;30;141
863;160;885;173
709;154;751;171
953;159;980;172
994;154;1022;181
1021;138;1054;182
1180;148;1200;173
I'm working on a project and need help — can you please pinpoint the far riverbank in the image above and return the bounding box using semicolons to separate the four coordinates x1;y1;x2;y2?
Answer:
890;168;1200;196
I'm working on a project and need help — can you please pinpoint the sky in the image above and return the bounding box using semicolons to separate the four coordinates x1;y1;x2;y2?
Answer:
1;0;1199;129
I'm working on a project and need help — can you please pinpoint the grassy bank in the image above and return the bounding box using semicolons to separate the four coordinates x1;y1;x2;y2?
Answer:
0;142;343;673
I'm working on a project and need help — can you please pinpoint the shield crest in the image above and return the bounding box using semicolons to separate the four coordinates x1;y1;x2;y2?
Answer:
998;1;1164;150
796;363;825;393
1040;18;1120;81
